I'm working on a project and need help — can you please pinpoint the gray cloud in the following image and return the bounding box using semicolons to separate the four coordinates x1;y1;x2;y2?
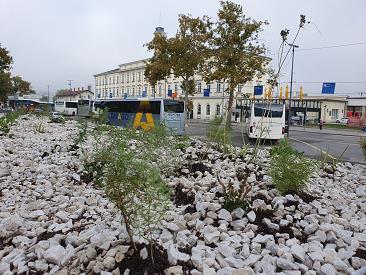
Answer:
0;0;365;96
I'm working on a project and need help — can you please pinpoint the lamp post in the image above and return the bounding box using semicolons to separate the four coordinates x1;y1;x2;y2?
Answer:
287;44;299;137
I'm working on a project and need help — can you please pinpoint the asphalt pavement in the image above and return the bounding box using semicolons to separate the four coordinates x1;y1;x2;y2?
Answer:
186;121;366;164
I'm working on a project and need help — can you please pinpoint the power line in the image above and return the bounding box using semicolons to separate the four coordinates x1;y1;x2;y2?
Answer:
297;41;366;51
281;81;366;84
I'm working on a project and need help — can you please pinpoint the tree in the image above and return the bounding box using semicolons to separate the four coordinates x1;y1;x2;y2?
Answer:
204;1;270;128
0;44;13;72
11;75;32;95
145;15;210;121
0;44;13;102
0;72;12;102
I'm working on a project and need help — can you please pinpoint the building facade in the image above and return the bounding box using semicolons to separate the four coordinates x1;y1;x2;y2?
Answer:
94;59;269;121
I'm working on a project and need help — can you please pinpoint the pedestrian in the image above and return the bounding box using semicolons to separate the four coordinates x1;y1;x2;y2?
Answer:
319;119;324;130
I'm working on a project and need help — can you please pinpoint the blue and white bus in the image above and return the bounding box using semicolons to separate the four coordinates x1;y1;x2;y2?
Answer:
94;98;185;135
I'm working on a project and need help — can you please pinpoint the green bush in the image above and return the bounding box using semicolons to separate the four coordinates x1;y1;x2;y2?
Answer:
207;116;232;153
270;139;316;194
217;172;251;212
0;110;25;133
83;125;176;252
74;120;88;145
35;122;45;133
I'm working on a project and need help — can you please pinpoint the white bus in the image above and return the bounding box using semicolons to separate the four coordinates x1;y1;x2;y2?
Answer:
246;102;286;140
54;101;78;116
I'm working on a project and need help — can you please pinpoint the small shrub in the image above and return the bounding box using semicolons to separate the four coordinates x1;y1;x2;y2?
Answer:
74;121;88;145
217;172;251;212
50;116;65;124
35;122;45;133
0;110;25;133
207;116;232;153
270;139;316;195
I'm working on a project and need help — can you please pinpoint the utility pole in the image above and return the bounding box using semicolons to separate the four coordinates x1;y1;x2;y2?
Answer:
287;44;299;137
67;80;73;91
47;85;50;103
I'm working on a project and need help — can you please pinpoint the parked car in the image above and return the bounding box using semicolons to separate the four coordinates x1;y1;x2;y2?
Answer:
51;111;61;119
336;117;349;124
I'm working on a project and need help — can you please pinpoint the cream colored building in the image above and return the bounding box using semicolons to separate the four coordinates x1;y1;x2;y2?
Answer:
94;59;269;121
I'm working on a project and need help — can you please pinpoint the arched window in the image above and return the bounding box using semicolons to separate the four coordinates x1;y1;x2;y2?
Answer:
216;104;220;115
206;104;211;115
197;104;201;115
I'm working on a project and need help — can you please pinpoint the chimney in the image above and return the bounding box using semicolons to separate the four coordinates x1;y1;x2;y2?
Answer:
73;88;76;91
82;86;84;91
78;87;80;91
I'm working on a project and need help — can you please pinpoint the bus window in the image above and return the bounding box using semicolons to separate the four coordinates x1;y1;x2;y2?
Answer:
104;100;161;114
65;102;78;108
164;100;184;113
254;104;283;118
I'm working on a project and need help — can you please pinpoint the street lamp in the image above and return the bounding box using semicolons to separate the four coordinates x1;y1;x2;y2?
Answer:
287;44;299;137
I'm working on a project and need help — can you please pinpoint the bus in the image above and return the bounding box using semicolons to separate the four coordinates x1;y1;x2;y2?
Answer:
77;99;91;117
54;101;78;116
245;102;286;140
95;98;185;135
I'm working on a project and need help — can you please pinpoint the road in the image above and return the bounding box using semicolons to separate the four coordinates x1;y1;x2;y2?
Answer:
186;121;366;164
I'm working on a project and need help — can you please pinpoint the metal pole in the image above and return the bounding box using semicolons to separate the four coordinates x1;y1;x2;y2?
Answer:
47;85;50;112
287;44;298;137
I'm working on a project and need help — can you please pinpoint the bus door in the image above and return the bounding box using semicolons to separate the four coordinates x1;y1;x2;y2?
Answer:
163;100;185;135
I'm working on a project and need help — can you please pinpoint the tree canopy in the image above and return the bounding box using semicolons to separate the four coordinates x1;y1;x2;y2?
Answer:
145;14;210;119
145;1;272;127
203;1;270;127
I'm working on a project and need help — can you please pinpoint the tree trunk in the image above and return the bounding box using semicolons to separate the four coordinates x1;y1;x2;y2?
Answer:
225;87;235;129
183;78;189;125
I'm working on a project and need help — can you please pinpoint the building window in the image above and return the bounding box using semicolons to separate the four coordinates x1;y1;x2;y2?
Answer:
207;83;211;91
206;104;211;115
216;104;220;116
116;76;119;84
132;73;135;82
174;84;178;92
217;82;221;93
159;85;162;96
127;87;130;94
238;84;242;93
132;86;135;96
121;74;124;83
127;74;130;83
197;83;201;94
138;86;141;95
113;77;115;85
197;104;201;115
122;87;124;96
138;72;141;82
116;88;119;97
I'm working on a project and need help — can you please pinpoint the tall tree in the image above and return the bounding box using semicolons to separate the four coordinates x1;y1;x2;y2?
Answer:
0;44;13;102
145;15;210;120
204;1;270;128
11;75;32;95
0;44;13;72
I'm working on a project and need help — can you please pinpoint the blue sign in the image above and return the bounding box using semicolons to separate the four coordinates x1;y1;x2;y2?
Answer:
167;89;172;97
322;82;336;94
254;85;263;96
142;90;147;97
123;93;128;99
203;89;210;97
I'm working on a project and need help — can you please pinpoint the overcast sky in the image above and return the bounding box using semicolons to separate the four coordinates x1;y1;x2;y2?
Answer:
1;0;365;96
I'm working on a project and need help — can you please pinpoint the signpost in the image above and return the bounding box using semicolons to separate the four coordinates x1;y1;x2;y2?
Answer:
254;85;263;96
322;83;336;94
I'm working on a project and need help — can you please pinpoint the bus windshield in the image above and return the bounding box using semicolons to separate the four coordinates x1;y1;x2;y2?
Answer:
164;100;184;113
102;100;161;114
254;103;283;118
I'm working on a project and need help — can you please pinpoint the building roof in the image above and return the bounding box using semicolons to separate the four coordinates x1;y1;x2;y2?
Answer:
93;68;120;77
55;89;92;97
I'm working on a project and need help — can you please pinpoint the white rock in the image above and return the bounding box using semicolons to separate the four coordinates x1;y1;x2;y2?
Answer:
43;245;67;265
218;244;236;258
218;209;232;222
231;208;245;220
243;254;262;267
247;211;256;223
103;256;116;270
166;222;180;232
164;265;184;275
140;248;148;260
276;257;299;270
167;244;189;265
204;231;220;244
304;223;318;235
320;263;337;275
226;257;245;268
291;244;305;262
